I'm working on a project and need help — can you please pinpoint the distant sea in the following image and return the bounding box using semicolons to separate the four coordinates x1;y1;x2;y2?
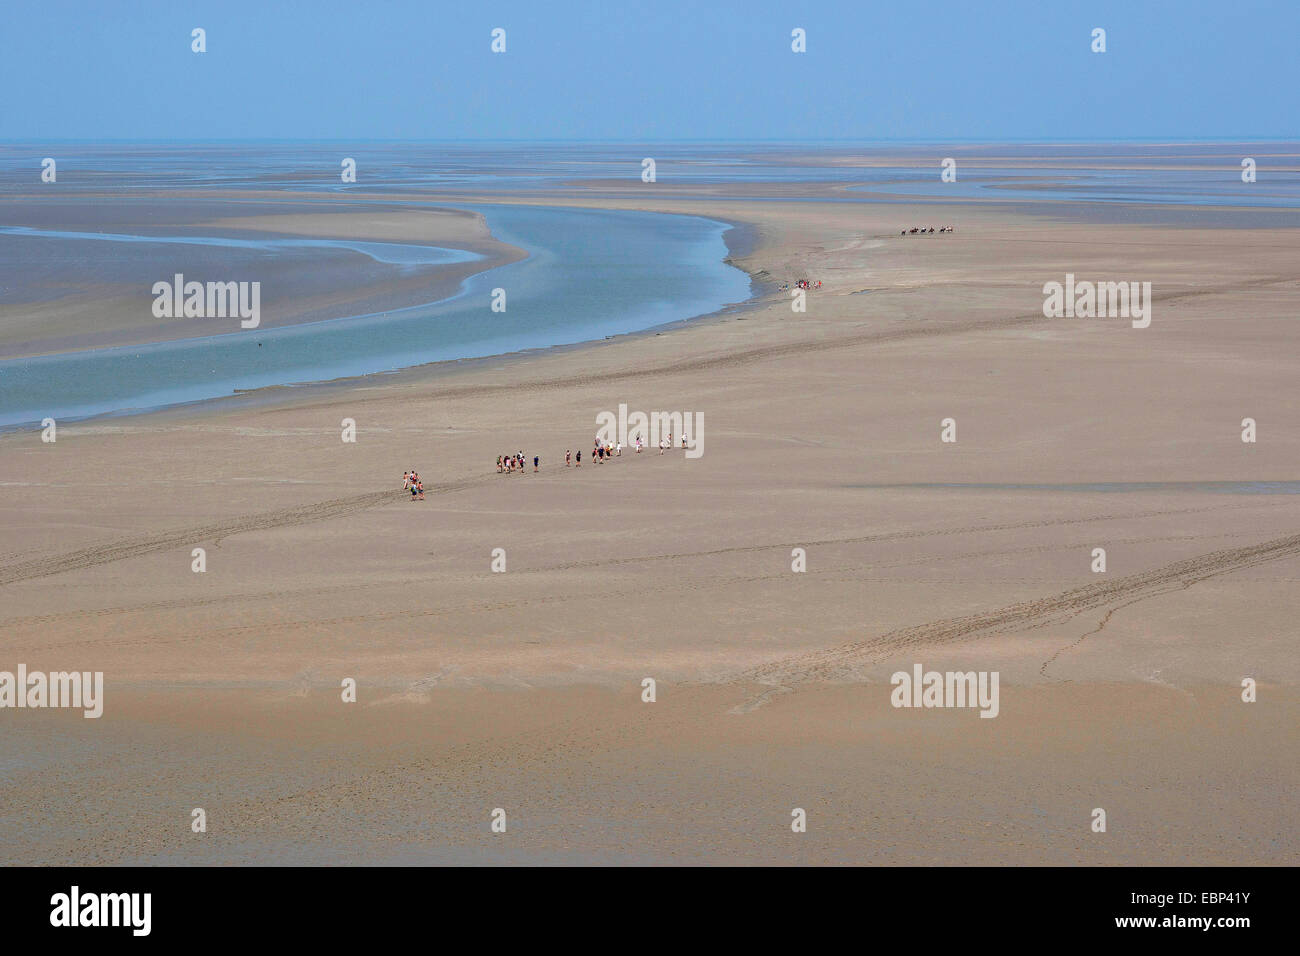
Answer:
5;141;1297;205
1;142;1296;427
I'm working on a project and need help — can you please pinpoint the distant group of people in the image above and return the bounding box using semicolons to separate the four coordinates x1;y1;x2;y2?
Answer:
900;225;954;235
474;429;698;477
661;431;689;454
498;451;539;473
402;469;425;500
577;435;623;465
410;431;698;494
555;429;691;468
778;279;821;291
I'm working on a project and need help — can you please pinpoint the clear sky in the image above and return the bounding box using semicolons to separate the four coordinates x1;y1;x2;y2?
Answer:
4;0;1295;142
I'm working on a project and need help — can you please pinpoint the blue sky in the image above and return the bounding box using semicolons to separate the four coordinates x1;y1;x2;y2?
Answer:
4;0;1296;141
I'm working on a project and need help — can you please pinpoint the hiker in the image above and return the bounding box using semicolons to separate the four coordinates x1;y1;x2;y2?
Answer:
566;449;571;467
576;449;581;467
534;455;539;472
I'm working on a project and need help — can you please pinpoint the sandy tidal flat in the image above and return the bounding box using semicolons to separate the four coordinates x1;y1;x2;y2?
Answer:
1;191;1297;865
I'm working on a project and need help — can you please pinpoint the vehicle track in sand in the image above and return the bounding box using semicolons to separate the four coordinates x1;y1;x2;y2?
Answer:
0;499;1273;626
527;501;1274;575
731;527;1300;698
0;479;471;588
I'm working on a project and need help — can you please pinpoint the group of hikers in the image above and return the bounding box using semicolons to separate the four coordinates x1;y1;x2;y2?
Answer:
574;435;624;465
410;432;694;493
778;279;821;291
558;439;618;468
901;225;954;234
498;452;539;473
402;469;425;500
490;430;691;474
577;430;689;463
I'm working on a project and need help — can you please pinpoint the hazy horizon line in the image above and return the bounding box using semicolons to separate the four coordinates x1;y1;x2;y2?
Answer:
4;137;1298;147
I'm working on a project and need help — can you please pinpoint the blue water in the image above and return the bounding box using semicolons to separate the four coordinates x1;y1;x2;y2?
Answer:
0;203;750;427
849;166;1300;208
1;142;1293;428
0;225;481;271
5;142;1297;207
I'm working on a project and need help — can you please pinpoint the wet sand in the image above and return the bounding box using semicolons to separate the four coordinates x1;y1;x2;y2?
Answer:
0;201;522;357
